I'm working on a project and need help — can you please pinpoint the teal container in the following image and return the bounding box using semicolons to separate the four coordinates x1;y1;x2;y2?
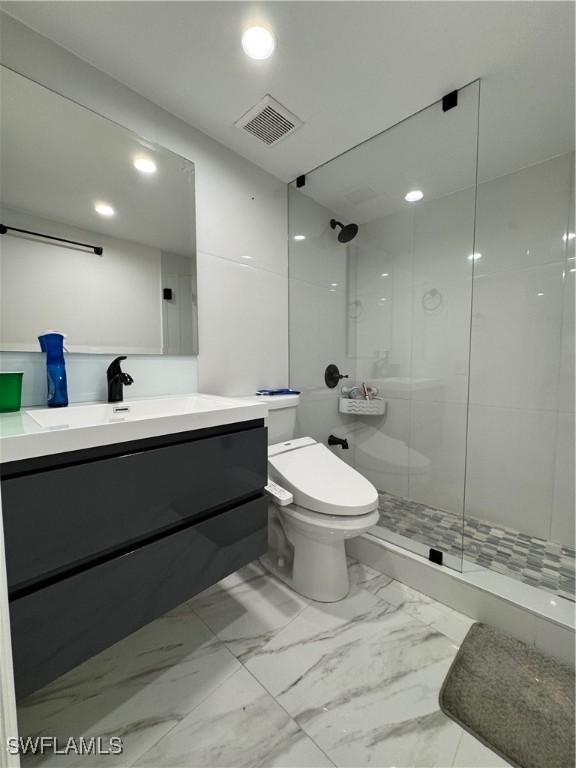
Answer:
0;372;24;413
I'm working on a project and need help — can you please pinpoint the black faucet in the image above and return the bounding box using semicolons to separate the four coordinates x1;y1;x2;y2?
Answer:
107;356;134;403
328;434;349;450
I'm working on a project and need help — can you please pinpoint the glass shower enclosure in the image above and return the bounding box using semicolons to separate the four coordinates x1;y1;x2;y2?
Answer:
288;78;575;602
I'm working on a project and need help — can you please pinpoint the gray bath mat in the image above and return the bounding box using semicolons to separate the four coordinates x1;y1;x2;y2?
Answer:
440;623;575;768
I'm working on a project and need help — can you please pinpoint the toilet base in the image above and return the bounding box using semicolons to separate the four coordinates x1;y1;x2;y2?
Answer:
261;506;349;602
262;504;380;603
260;541;350;603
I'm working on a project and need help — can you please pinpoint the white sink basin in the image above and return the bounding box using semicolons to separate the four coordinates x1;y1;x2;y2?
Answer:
27;395;238;430
0;394;268;464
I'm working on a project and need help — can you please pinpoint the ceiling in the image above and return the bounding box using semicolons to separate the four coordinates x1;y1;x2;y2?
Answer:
301;80;482;223
2;2;574;185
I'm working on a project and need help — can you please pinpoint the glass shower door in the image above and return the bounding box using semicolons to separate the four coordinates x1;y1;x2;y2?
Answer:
288;81;480;571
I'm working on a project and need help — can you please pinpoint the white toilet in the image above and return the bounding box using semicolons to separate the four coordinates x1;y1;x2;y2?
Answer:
260;394;379;602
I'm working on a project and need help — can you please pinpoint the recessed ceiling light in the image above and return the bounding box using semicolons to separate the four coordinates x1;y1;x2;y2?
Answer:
468;252;482;261
570;268;576;273
293;235;306;241
381;272;389;277
404;189;423;203
133;157;157;174
94;202;115;217
242;26;276;60
563;232;575;241
241;255;253;260
380;297;387;301
331;283;339;287
537;292;544;297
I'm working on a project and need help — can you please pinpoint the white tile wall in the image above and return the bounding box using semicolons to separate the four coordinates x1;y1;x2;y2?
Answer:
409;400;467;514
196;253;288;395
411;188;475;405
288;192;347;287
294;394;357;468
351;186;474;515
473;154;572;278
0;14;288;402
288;187;353;449
347;398;411;499
551;411;576;545
347;154;574;549
469;263;564;411
467;154;574;547
557;268;575;413
465;404;557;538
289;279;349;392
357;212;414;384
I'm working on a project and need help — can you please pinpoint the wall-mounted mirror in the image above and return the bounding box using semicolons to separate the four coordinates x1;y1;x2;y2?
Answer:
0;67;198;355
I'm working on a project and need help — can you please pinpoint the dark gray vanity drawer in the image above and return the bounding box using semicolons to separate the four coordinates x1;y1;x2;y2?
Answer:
10;495;267;698
2;425;267;592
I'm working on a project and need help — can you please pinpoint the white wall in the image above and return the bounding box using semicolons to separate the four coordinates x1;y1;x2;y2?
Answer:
0;13;288;402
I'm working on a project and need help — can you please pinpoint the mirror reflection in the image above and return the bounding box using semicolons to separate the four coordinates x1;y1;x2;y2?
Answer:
0;67;198;355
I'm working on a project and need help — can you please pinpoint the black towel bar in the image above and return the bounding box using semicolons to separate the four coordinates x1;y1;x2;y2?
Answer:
0;224;103;255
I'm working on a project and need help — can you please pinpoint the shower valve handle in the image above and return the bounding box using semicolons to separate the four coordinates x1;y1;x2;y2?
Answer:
325;363;349;389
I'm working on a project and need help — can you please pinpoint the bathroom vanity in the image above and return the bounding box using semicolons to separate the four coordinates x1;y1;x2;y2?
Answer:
0;395;268;697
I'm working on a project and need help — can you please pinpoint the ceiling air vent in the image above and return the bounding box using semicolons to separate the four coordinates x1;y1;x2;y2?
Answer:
235;95;303;146
344;186;380;206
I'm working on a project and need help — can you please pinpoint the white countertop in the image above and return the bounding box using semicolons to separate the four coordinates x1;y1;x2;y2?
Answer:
0;394;268;464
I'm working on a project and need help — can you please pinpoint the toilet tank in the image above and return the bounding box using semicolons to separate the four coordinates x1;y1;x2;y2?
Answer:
260;394;300;444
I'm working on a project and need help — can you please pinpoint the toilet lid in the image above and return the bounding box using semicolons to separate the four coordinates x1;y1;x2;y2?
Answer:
268;441;379;516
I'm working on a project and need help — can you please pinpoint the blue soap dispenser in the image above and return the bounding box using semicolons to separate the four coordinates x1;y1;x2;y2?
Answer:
38;331;69;408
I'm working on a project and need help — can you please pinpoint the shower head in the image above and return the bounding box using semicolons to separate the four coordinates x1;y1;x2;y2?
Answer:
330;219;359;243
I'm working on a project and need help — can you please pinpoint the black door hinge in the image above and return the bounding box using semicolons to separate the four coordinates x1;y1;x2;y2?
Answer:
429;548;444;565
442;90;458;112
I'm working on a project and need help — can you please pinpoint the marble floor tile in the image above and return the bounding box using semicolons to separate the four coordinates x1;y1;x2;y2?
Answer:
346;559;395;597
413;602;475;646
452;731;512;767
190;562;310;662
366;576;436;612
245;587;462;767
16;561;488;768
135;666;334;768
372;580;475;645
19;611;241;767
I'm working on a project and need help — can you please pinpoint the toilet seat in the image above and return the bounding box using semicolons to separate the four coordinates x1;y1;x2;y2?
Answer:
268;438;379;516
282;504;380;532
